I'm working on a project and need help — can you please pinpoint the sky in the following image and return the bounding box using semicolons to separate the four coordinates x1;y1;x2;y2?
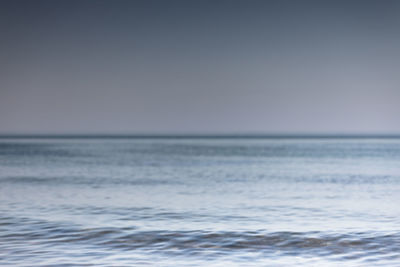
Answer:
1;0;400;134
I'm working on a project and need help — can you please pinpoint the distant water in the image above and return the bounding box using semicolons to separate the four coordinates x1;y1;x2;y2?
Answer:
1;137;399;266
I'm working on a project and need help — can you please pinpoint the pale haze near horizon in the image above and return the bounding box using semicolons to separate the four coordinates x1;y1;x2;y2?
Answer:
1;0;400;135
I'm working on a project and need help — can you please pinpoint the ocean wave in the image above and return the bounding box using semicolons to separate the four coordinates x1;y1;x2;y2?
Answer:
1;216;398;260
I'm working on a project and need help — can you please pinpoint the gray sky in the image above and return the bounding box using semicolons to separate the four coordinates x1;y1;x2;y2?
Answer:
1;0;400;134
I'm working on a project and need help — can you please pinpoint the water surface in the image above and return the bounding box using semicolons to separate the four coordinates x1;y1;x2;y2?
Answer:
1;137;399;266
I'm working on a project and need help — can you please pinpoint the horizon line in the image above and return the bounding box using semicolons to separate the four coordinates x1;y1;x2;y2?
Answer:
1;133;400;139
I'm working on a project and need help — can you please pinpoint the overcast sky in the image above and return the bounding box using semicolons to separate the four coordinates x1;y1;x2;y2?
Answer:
1;0;400;134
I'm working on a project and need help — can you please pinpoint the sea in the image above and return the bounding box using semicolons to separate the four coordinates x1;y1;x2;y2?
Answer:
0;136;399;266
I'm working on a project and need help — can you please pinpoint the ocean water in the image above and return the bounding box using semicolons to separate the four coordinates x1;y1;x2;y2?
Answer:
0;137;399;266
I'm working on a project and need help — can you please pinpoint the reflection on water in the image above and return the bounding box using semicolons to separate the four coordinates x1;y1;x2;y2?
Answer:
0;138;399;266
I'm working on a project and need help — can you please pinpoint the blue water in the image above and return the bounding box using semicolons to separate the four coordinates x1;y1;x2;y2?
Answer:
0;137;399;266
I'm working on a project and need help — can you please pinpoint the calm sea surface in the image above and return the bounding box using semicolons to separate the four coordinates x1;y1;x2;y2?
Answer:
1;137;399;266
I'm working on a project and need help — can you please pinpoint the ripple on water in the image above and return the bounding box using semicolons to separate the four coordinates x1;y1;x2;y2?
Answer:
1;216;399;265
